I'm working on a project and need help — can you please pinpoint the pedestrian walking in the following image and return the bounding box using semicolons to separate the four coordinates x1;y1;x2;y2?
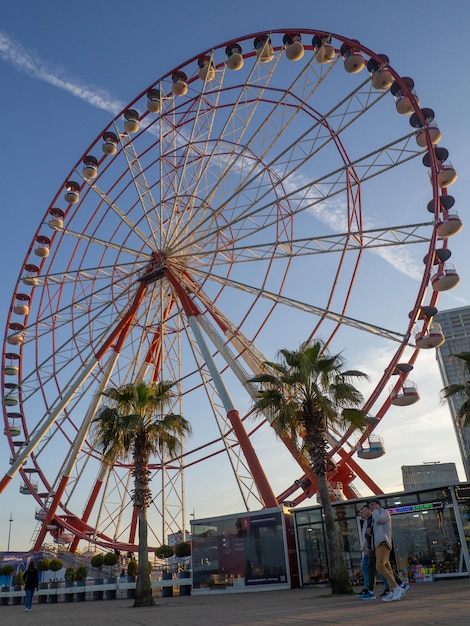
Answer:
23;561;39;611
369;498;406;602
358;503;376;600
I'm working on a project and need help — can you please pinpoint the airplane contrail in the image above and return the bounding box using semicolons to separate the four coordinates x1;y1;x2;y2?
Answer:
0;30;125;115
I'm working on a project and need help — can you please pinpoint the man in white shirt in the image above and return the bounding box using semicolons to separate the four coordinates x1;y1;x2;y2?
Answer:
369;498;406;602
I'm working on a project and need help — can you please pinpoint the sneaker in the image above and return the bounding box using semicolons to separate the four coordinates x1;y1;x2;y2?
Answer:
382;592;394;602
25;608;30;612
359;591;376;600
380;589;389;597
357;588;368;597
400;582;410;595
392;586;406;601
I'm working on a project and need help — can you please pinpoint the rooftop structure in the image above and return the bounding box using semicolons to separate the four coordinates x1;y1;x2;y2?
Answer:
401;461;459;491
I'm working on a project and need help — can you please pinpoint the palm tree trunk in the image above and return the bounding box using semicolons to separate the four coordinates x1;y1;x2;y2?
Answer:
134;505;155;606
316;473;353;595
133;440;155;607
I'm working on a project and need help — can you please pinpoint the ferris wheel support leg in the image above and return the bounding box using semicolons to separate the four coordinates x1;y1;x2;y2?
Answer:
167;269;279;508
68;473;106;553
339;454;384;495
36;349;122;551
190;314;278;508
33;474;70;551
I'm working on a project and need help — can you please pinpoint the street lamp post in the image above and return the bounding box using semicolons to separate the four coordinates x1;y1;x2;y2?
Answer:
7;512;13;551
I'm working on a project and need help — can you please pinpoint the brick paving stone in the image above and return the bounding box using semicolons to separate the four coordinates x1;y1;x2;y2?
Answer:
1;578;469;626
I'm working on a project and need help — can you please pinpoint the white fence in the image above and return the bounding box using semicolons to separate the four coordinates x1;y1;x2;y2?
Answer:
0;576;192;604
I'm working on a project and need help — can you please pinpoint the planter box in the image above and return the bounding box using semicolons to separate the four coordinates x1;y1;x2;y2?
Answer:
127;576;136;599
48;581;59;603
105;577;117;600
75;581;87;602
93;579;104;600
64;580;75;602
12;585;22;605
162;572;173;597
0;586;9;606
179;571;191;596
38;582;48;604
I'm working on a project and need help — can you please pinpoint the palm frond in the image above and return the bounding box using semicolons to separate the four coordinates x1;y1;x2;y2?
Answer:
441;383;466;400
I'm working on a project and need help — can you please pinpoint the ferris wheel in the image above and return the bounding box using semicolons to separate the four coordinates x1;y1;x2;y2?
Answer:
1;29;461;553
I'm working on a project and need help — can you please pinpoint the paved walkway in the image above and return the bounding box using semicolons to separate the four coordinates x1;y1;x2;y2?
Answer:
1;578;469;626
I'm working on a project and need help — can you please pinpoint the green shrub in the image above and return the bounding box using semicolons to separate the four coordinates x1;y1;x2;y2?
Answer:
90;554;104;570
1;564;15;576
174;541;191;558
49;558;63;573
13;570;24;587
75;565;88;581
103;552;119;567
37;559;50;572
127;559;138;577
64;567;76;581
156;544;174;559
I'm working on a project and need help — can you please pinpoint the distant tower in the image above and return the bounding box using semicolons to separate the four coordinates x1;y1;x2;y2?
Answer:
435;305;470;480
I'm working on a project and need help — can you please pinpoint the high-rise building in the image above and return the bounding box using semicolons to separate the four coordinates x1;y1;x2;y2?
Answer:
435;305;470;479
401;461;459;491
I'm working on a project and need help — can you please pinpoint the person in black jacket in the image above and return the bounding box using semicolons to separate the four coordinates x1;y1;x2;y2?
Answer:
24;561;39;611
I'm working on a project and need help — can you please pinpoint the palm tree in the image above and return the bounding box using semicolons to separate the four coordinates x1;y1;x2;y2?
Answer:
441;351;470;426
249;340;367;595
94;381;192;607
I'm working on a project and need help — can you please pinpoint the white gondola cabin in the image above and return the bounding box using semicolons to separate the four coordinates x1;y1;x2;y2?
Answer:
225;43;244;70
357;436;386;459
312;34;335;64
198;55;216;81
254;35;274;63
83;155;98;179
415;322;445;349
7;322;25;346
35;235;51;258
171;71;188;96
147;89;162;113
23;263;40;286
410;108;442;147
391;77;420;115
65;180;80;204
431;264;460;291
14;293;30;316
102;131;118;155
367;55;394;89
49;208;64;230
340;41;365;74
124;109;140;134
4;353;20;377
390;381;420;406
283;33;304;61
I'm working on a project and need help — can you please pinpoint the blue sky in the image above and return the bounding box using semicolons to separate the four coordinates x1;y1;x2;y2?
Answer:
1;0;470;552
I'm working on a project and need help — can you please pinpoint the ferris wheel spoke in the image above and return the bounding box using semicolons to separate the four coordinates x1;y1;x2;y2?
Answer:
73;177;156;250
180;328;265;508
114;128;163;246
175;72;381;242
174;221;433;268
169;130;421;262
192;268;407;343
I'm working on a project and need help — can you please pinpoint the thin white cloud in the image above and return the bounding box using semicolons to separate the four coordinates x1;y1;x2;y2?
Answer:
0;30;124;115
